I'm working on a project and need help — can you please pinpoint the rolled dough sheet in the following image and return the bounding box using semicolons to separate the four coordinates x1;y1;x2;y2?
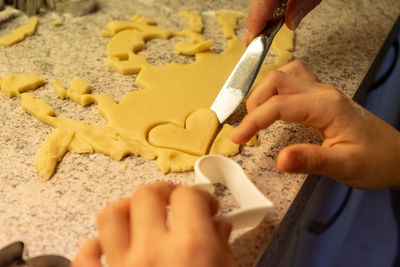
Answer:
0;11;293;180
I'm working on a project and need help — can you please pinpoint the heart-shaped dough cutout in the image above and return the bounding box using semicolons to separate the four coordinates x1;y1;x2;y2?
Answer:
148;108;219;156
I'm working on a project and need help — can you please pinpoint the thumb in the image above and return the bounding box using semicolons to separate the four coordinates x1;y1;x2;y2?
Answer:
286;0;322;29
277;143;334;175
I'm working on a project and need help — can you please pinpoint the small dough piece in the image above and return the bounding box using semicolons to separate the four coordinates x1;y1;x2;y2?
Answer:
107;30;146;60
21;93;55;118
156;149;199;173
179;11;203;33
173;11;213;55
209;124;240;156
0;74;44;97
35;128;75;180
53;80;68;99
174;40;213;55
100;30;114;38
52;18;63;27
0;17;38;47
216;11;245;39
67;77;95;106
246;134;259;147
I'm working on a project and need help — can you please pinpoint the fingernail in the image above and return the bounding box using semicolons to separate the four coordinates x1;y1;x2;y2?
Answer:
242;29;252;46
292;10;305;30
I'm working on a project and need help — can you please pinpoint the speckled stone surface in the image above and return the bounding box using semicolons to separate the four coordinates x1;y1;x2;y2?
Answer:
0;0;399;266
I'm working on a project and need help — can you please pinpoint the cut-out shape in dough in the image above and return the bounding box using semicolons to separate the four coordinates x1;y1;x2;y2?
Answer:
148;108;219;156
1;11;294;180
0;17;38;47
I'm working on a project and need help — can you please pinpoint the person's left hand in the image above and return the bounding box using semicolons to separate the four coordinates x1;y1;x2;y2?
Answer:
72;182;236;267
231;60;400;190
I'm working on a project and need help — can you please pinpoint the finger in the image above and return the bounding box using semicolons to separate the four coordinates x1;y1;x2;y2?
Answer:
130;181;175;239
169;186;219;234
72;238;103;267
246;69;317;114
214;219;232;243
277;144;355;179
97;198;130;264
286;0;322;29
233;93;332;144
244;0;278;45
277;60;319;82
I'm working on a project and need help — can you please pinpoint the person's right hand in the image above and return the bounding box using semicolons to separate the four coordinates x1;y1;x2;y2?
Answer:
244;0;322;45
232;60;400;190
72;182;235;267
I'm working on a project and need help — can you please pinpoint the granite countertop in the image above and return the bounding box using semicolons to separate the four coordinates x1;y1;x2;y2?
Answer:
0;0;399;266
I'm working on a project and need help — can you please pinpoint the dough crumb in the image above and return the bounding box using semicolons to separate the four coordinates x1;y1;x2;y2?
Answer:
52;18;63;27
246;134;259;147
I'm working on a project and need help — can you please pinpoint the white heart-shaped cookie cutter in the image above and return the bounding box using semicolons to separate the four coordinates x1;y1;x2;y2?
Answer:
193;155;274;230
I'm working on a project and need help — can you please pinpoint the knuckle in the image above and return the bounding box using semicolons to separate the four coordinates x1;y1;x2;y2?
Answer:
290;60;305;70
171;186;198;200
170;186;217;214
326;89;348;106
133;186;157;200
129;245;161;266
132;181;172;201
268;94;282;106
246;96;258;112
267;69;285;84
179;231;213;256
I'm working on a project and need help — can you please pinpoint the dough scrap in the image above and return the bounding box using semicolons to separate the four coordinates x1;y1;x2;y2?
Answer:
209;124;240;156
52;18;63;27
53;80;67;99
0;74;44;97
2;11;294;180
0;17;38;47
35;127;75;179
21;93;55;117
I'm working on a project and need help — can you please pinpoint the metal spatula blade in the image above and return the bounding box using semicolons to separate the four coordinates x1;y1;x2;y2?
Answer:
210;0;287;123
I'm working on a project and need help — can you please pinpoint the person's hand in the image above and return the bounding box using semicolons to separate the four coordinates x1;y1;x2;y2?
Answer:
244;0;322;45
232;60;400;190
72;182;236;267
